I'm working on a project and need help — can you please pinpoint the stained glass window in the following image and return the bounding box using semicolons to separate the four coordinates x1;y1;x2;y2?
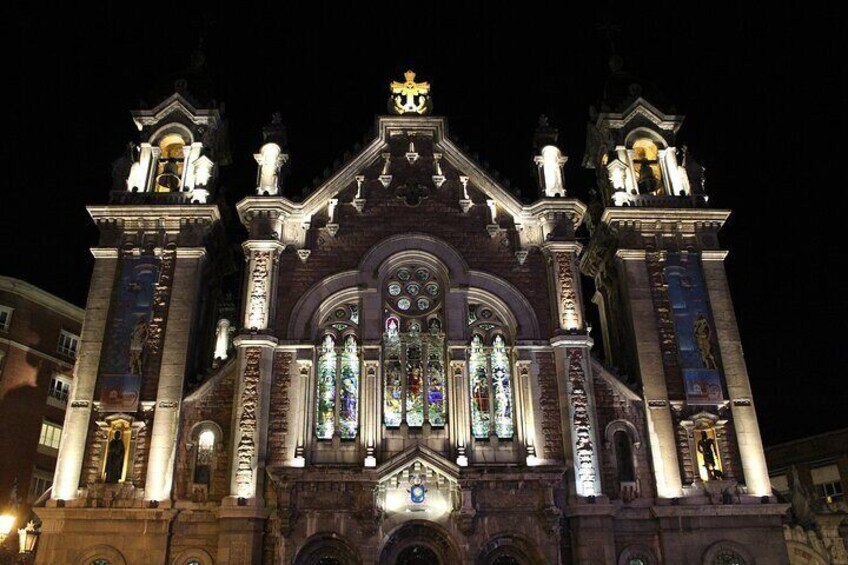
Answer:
316;335;337;439
467;303;515;441
382;265;448;429
339;335;359;439
713;550;746;565
491;335;514;439
315;331;361;440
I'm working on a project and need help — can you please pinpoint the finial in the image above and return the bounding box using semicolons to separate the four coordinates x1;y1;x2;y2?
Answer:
389;70;432;115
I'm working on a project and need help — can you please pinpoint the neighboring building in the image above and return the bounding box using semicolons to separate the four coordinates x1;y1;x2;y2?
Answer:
33;69;791;564
0;277;84;515
766;429;848;565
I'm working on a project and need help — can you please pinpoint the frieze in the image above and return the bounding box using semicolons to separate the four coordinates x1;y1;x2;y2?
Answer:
71;400;90;408
567;348;596;494
146;247;176;360
157;400;179;409
235;347;262;494
537;355;564;460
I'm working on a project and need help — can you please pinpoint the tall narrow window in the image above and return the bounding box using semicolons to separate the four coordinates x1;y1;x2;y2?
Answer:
468;304;515;440
0;305;12;331
316;334;337;440
381;265;447;429
57;329;80;358
194;429;215;485
155;134;186;192
632;138;663;195
314;303;361;439
614;430;635;482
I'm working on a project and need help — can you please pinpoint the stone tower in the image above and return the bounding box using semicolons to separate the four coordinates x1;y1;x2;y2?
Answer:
38;90;225;564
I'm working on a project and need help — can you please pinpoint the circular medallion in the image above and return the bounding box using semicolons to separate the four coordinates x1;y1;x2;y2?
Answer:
415;268;430;281
397;269;411;281
334;308;346;319
425;282;439;296
480;308;493;319
388;282;402;296
397;297;411;311
406;283;421;296
417;298;431;311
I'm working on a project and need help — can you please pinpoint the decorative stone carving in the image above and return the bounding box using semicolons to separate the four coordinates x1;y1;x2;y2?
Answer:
458;175;473;213
554;252;580;331
147;247;176;360
297;249;311;263
567;348;596;495
515;249;529;265
432;153;446;187
246;250;272;330
353;175;366;213
379;152;392;187
235;347;261;496
453;481;476;535
396;181;430;207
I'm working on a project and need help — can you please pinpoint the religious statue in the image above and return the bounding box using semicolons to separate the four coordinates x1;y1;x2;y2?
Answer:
473;375;490;413
697;431;722;480
129;317;148;375
389;70;432;115
408;366;422;396
105;429;126;483
694;312;717;369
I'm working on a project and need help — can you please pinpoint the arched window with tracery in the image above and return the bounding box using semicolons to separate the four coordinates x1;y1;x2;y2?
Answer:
382;264;446;429
468;303;515;440
315;304;360;439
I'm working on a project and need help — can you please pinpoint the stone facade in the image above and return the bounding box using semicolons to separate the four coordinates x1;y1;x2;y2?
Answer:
32;75;791;564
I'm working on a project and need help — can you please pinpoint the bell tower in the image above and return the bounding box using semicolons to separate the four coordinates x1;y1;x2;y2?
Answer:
581;76;771;500
39;90;224;564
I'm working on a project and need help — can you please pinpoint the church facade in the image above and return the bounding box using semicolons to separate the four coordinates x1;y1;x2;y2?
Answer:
35;72;790;564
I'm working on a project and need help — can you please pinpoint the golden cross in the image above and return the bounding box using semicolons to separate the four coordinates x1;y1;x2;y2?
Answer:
390;70;431;115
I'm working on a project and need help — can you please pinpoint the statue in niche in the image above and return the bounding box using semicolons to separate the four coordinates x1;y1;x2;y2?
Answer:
473;374;490;413
697;431;722;480
408;366;422;396
105;429;126;483
129;317;148;375
694;312;717;369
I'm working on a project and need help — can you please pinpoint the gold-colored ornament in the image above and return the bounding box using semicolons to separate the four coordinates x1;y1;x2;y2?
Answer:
389;70;432;115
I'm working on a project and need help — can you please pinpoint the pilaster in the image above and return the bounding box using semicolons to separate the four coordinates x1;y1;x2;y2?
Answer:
52;249;120;501
144;247;207;502
701;251;770;495
616;249;683;497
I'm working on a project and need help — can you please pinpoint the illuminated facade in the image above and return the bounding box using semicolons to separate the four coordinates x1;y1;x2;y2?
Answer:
33;71;791;564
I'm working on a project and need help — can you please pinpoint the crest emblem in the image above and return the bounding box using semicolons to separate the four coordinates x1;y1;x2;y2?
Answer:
408;473;427;504
389;70;432;115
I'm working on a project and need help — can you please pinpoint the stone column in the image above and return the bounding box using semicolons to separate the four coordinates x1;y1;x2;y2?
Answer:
448;357;469;466
545;242;601;496
616;250;683;498
701;251;771;496
227;240;283;500
363;359;380;466
52;249;119;501
144;247;206;502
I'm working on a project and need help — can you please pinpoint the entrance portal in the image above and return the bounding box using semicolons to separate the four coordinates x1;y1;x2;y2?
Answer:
396;545;440;565
379;522;460;564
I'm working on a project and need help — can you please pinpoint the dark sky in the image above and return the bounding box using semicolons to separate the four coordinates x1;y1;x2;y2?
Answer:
3;4;845;445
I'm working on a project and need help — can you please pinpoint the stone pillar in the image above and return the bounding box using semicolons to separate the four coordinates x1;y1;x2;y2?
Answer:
144;247;206;502
553;336;602;496
448;357;470;466
52;249;119;501
701;251;770;496
616;250;683;497
515;359;539;464
545;242;601;496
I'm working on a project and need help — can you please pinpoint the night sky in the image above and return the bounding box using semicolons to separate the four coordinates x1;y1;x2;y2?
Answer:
3;4;845;445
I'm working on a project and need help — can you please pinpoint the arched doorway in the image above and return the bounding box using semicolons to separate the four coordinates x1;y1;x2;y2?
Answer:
379;521;461;564
295;533;361;565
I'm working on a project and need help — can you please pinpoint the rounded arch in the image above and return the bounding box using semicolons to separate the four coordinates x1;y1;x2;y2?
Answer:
172;547;214;565
294;532;361;565
287;234;540;340
74;544;128;565
701;540;755;565
604;419;642;447
379;520;462;565
149;122;194;146
309;287;362;342
476;533;548;565
466;287;521;342
188;420;224;444
624;127;667;149
618;544;658;565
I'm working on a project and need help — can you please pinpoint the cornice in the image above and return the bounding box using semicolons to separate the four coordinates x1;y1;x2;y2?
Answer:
601;208;731;233
0;276;84;321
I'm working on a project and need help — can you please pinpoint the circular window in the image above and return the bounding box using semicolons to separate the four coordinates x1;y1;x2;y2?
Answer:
425;282;439;296
397;298;411;311
407;283;421;296
333;308;346;319
416;298;431;311
415;268;430;281
480;308;493;319
388;282;402;296
397;269;411;281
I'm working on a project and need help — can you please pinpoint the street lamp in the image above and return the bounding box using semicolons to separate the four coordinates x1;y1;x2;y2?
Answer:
17;522;38;556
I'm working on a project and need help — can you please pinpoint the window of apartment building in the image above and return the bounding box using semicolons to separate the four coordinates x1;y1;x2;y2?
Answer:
29;469;53;501
812;464;844;504
57;329;80;358
47;374;72;406
38;421;63;452
0;305;12;331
